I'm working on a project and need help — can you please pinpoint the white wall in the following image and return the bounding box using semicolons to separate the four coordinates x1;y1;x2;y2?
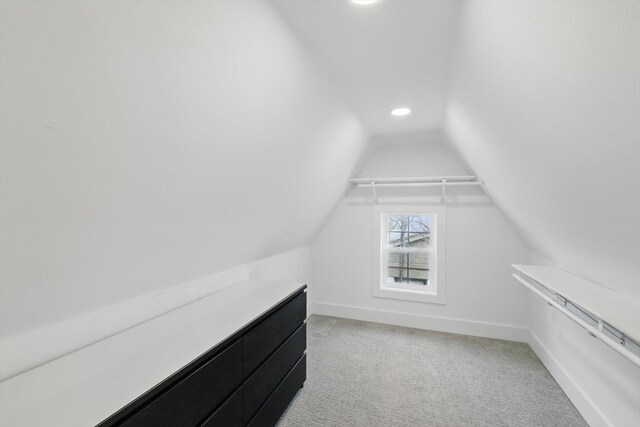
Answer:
0;1;367;339
445;2;640;425
312;131;531;341
523;254;640;427
0;245;313;381
445;0;640;297
529;295;640;427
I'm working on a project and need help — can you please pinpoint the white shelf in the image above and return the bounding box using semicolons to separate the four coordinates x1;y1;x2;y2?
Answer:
513;264;640;366
0;279;305;427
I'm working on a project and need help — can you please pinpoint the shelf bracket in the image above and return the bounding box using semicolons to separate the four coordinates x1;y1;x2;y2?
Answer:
440;178;447;204
370;180;378;204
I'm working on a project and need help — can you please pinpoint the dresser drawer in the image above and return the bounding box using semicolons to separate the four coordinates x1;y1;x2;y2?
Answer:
247;354;306;427
199;386;243;427
122;339;243;427
244;292;306;375
244;323;306;423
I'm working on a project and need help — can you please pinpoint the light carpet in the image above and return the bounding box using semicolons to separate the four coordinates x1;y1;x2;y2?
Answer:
278;315;587;427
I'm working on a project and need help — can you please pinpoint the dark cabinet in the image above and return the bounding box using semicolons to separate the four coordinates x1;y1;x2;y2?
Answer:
244;323;306;423
200;387;244;427
99;286;307;427
243;292;307;375
247;356;306;427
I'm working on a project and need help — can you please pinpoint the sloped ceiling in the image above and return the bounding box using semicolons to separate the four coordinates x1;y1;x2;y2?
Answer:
0;0;367;336
2;0;638;338
275;0;639;296
272;0;461;134
445;0;640;296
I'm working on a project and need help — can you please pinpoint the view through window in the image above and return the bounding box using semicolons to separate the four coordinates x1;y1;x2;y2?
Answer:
384;215;433;286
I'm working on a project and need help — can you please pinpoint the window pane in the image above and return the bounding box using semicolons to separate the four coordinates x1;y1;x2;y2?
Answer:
409;215;431;232
386;215;432;248
408;232;429;248
388;231;403;245
385;252;432;286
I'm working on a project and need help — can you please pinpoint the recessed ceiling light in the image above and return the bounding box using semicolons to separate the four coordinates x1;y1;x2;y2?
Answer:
350;0;379;5
391;107;412;117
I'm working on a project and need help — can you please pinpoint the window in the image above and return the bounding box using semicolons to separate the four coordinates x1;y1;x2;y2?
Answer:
373;205;446;304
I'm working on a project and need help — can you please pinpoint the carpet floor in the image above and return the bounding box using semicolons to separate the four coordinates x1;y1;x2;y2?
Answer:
277;315;587;427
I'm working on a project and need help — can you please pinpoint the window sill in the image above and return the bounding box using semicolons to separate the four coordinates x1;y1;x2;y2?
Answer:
373;285;446;304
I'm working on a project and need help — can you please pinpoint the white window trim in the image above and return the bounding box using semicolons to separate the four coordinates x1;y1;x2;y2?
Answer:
372;204;447;304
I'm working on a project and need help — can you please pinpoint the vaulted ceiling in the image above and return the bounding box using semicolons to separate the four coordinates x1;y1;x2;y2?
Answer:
2;0;638;338
0;0;368;336
272;0;461;134
445;0;640;296
274;0;640;296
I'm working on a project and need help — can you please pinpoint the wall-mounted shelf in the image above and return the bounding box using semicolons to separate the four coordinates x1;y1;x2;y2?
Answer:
348;175;484;203
512;264;640;367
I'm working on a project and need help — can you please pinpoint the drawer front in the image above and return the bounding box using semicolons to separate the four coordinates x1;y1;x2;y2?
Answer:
200;386;243;427
247;354;306;427
123;339;243;427
244;323;306;423
244;292;306;375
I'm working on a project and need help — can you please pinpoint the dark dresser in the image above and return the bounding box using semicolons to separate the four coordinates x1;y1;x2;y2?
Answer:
98;285;307;427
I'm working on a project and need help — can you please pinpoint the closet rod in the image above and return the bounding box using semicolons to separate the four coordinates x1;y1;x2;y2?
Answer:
355;181;483;188
349;175;476;184
513;273;640;368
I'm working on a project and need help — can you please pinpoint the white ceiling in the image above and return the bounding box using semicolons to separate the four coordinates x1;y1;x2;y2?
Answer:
272;0;461;135
275;0;640;297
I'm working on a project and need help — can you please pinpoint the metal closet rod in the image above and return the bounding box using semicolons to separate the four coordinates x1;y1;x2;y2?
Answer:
349;175;477;184
513;273;640;368
349;176;484;204
354;181;483;188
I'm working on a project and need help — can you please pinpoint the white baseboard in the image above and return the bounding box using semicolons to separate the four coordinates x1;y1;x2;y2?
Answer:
310;301;529;343
528;331;610;427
